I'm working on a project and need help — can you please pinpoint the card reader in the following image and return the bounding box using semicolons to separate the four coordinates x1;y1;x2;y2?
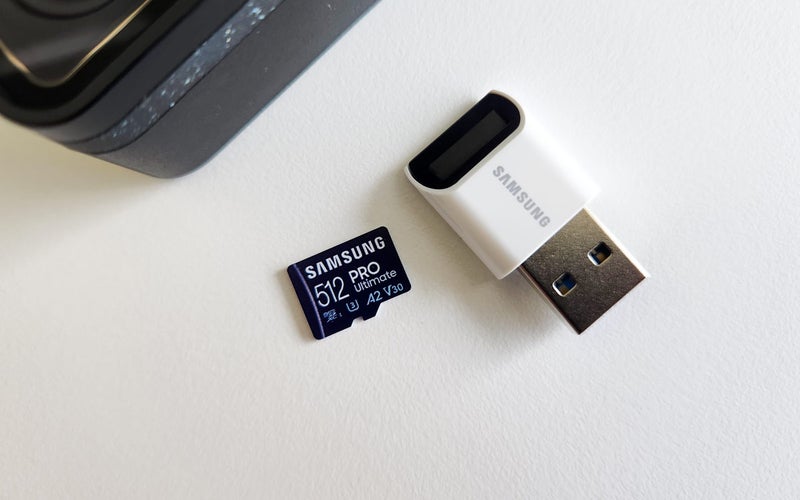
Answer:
406;91;647;333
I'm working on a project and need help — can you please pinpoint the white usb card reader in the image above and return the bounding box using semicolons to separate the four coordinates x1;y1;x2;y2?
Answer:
406;91;647;333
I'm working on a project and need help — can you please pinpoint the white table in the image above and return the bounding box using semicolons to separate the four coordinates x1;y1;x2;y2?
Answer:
2;1;799;497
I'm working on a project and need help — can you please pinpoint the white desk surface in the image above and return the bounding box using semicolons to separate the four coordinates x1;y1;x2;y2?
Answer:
2;1;799;498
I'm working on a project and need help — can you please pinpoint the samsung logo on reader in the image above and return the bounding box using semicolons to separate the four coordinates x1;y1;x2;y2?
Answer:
493;165;550;227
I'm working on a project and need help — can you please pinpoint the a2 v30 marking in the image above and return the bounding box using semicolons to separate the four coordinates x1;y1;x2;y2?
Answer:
367;283;405;305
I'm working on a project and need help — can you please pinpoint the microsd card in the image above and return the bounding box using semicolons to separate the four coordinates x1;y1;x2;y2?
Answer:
287;226;411;340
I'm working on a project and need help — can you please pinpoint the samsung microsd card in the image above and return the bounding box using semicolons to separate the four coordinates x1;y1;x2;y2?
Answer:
287;226;411;340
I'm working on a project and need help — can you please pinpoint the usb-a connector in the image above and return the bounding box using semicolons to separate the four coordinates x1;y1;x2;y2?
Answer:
518;209;647;333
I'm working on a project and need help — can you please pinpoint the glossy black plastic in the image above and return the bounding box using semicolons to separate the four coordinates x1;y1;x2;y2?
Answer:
408;92;521;190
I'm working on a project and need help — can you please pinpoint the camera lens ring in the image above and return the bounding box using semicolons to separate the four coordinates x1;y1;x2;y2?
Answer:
14;0;116;18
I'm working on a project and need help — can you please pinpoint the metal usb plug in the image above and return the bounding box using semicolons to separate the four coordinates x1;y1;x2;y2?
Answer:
518;209;647;333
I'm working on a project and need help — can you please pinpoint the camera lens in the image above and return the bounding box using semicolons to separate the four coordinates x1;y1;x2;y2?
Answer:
15;0;115;18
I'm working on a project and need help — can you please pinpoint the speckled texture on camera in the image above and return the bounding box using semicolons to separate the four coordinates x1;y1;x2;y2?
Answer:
80;0;284;153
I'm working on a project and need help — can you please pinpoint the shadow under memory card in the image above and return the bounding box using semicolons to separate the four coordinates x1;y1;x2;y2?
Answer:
287;227;412;340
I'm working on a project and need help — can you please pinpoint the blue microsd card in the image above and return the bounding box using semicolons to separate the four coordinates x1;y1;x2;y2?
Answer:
287;226;411;340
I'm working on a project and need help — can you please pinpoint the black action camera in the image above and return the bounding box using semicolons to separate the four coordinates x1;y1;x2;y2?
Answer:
0;0;378;177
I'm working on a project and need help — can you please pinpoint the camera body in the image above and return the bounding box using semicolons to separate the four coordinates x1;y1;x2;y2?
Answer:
0;0;378;177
